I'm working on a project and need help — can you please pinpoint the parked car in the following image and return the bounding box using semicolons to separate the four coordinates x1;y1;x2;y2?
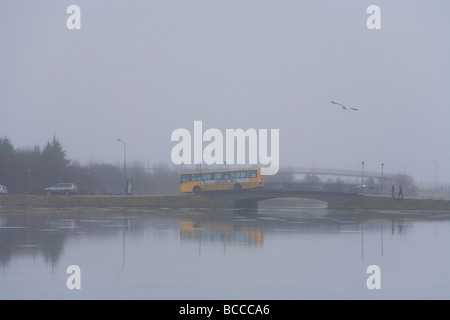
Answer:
0;185;8;195
45;183;78;195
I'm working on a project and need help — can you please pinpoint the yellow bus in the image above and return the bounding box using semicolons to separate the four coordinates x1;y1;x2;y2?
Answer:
180;168;264;193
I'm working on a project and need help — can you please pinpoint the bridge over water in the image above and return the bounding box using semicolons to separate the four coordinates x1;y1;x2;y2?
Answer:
203;182;362;209
145;166;394;181
284;167;393;180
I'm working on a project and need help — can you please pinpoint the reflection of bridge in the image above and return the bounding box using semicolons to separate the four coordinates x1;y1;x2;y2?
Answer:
204;182;361;208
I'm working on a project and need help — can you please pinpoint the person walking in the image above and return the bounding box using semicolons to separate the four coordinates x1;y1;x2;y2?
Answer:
398;185;403;199
391;185;395;198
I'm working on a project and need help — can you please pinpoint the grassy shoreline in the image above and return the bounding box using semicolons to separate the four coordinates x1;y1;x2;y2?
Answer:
0;194;223;209
1;194;450;213
329;195;450;211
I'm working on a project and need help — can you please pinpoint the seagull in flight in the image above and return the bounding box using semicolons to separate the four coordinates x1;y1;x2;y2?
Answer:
331;100;359;111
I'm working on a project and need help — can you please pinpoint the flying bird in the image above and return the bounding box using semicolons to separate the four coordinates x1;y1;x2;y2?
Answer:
331;101;359;111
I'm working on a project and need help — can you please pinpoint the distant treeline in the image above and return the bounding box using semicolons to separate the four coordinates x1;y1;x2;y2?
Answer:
0;136;180;195
0;135;419;196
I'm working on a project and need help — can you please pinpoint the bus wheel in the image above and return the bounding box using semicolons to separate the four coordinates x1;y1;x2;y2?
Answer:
193;186;201;194
233;183;242;192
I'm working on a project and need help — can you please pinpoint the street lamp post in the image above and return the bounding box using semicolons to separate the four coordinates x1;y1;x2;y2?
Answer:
87;170;91;195
433;160;439;189
361;161;365;186
117;138;127;183
27;169;31;194
381;163;384;195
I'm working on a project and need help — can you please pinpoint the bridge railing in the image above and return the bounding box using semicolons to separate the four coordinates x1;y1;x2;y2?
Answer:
285;167;394;179
264;181;375;194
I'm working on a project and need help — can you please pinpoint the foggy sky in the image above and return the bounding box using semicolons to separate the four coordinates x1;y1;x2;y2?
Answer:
1;1;450;185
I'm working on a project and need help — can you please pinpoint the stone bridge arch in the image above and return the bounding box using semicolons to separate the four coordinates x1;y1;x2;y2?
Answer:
203;189;359;209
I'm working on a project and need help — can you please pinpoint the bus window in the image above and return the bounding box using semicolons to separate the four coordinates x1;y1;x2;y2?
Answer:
181;174;191;183
238;171;249;178
213;172;224;180
250;170;257;178
202;173;213;181
192;174;202;181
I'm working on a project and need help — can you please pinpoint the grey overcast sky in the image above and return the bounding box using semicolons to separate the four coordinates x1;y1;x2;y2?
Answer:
1;1;449;185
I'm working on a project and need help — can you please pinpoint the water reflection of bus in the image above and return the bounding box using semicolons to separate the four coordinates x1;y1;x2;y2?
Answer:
180;220;263;248
179;168;264;194
0;216;6;227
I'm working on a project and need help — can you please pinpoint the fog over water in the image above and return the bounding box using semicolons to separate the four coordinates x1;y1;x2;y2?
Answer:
2;1;450;185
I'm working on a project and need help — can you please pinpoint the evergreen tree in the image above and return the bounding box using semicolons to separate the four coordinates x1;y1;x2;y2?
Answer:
41;136;71;185
14;146;42;193
0;136;15;186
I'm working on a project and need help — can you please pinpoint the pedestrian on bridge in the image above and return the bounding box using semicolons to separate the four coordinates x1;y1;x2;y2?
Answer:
398;186;403;199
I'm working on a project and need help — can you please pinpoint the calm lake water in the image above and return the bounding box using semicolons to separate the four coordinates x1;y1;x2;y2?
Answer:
1;203;450;300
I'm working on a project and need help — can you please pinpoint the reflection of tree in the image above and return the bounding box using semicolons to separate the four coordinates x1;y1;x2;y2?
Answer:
0;214;145;269
0;218;66;268
40;230;66;268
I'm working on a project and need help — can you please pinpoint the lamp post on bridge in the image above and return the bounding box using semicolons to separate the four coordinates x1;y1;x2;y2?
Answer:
361;161;365;186
27;169;31;194
117;138;127;188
